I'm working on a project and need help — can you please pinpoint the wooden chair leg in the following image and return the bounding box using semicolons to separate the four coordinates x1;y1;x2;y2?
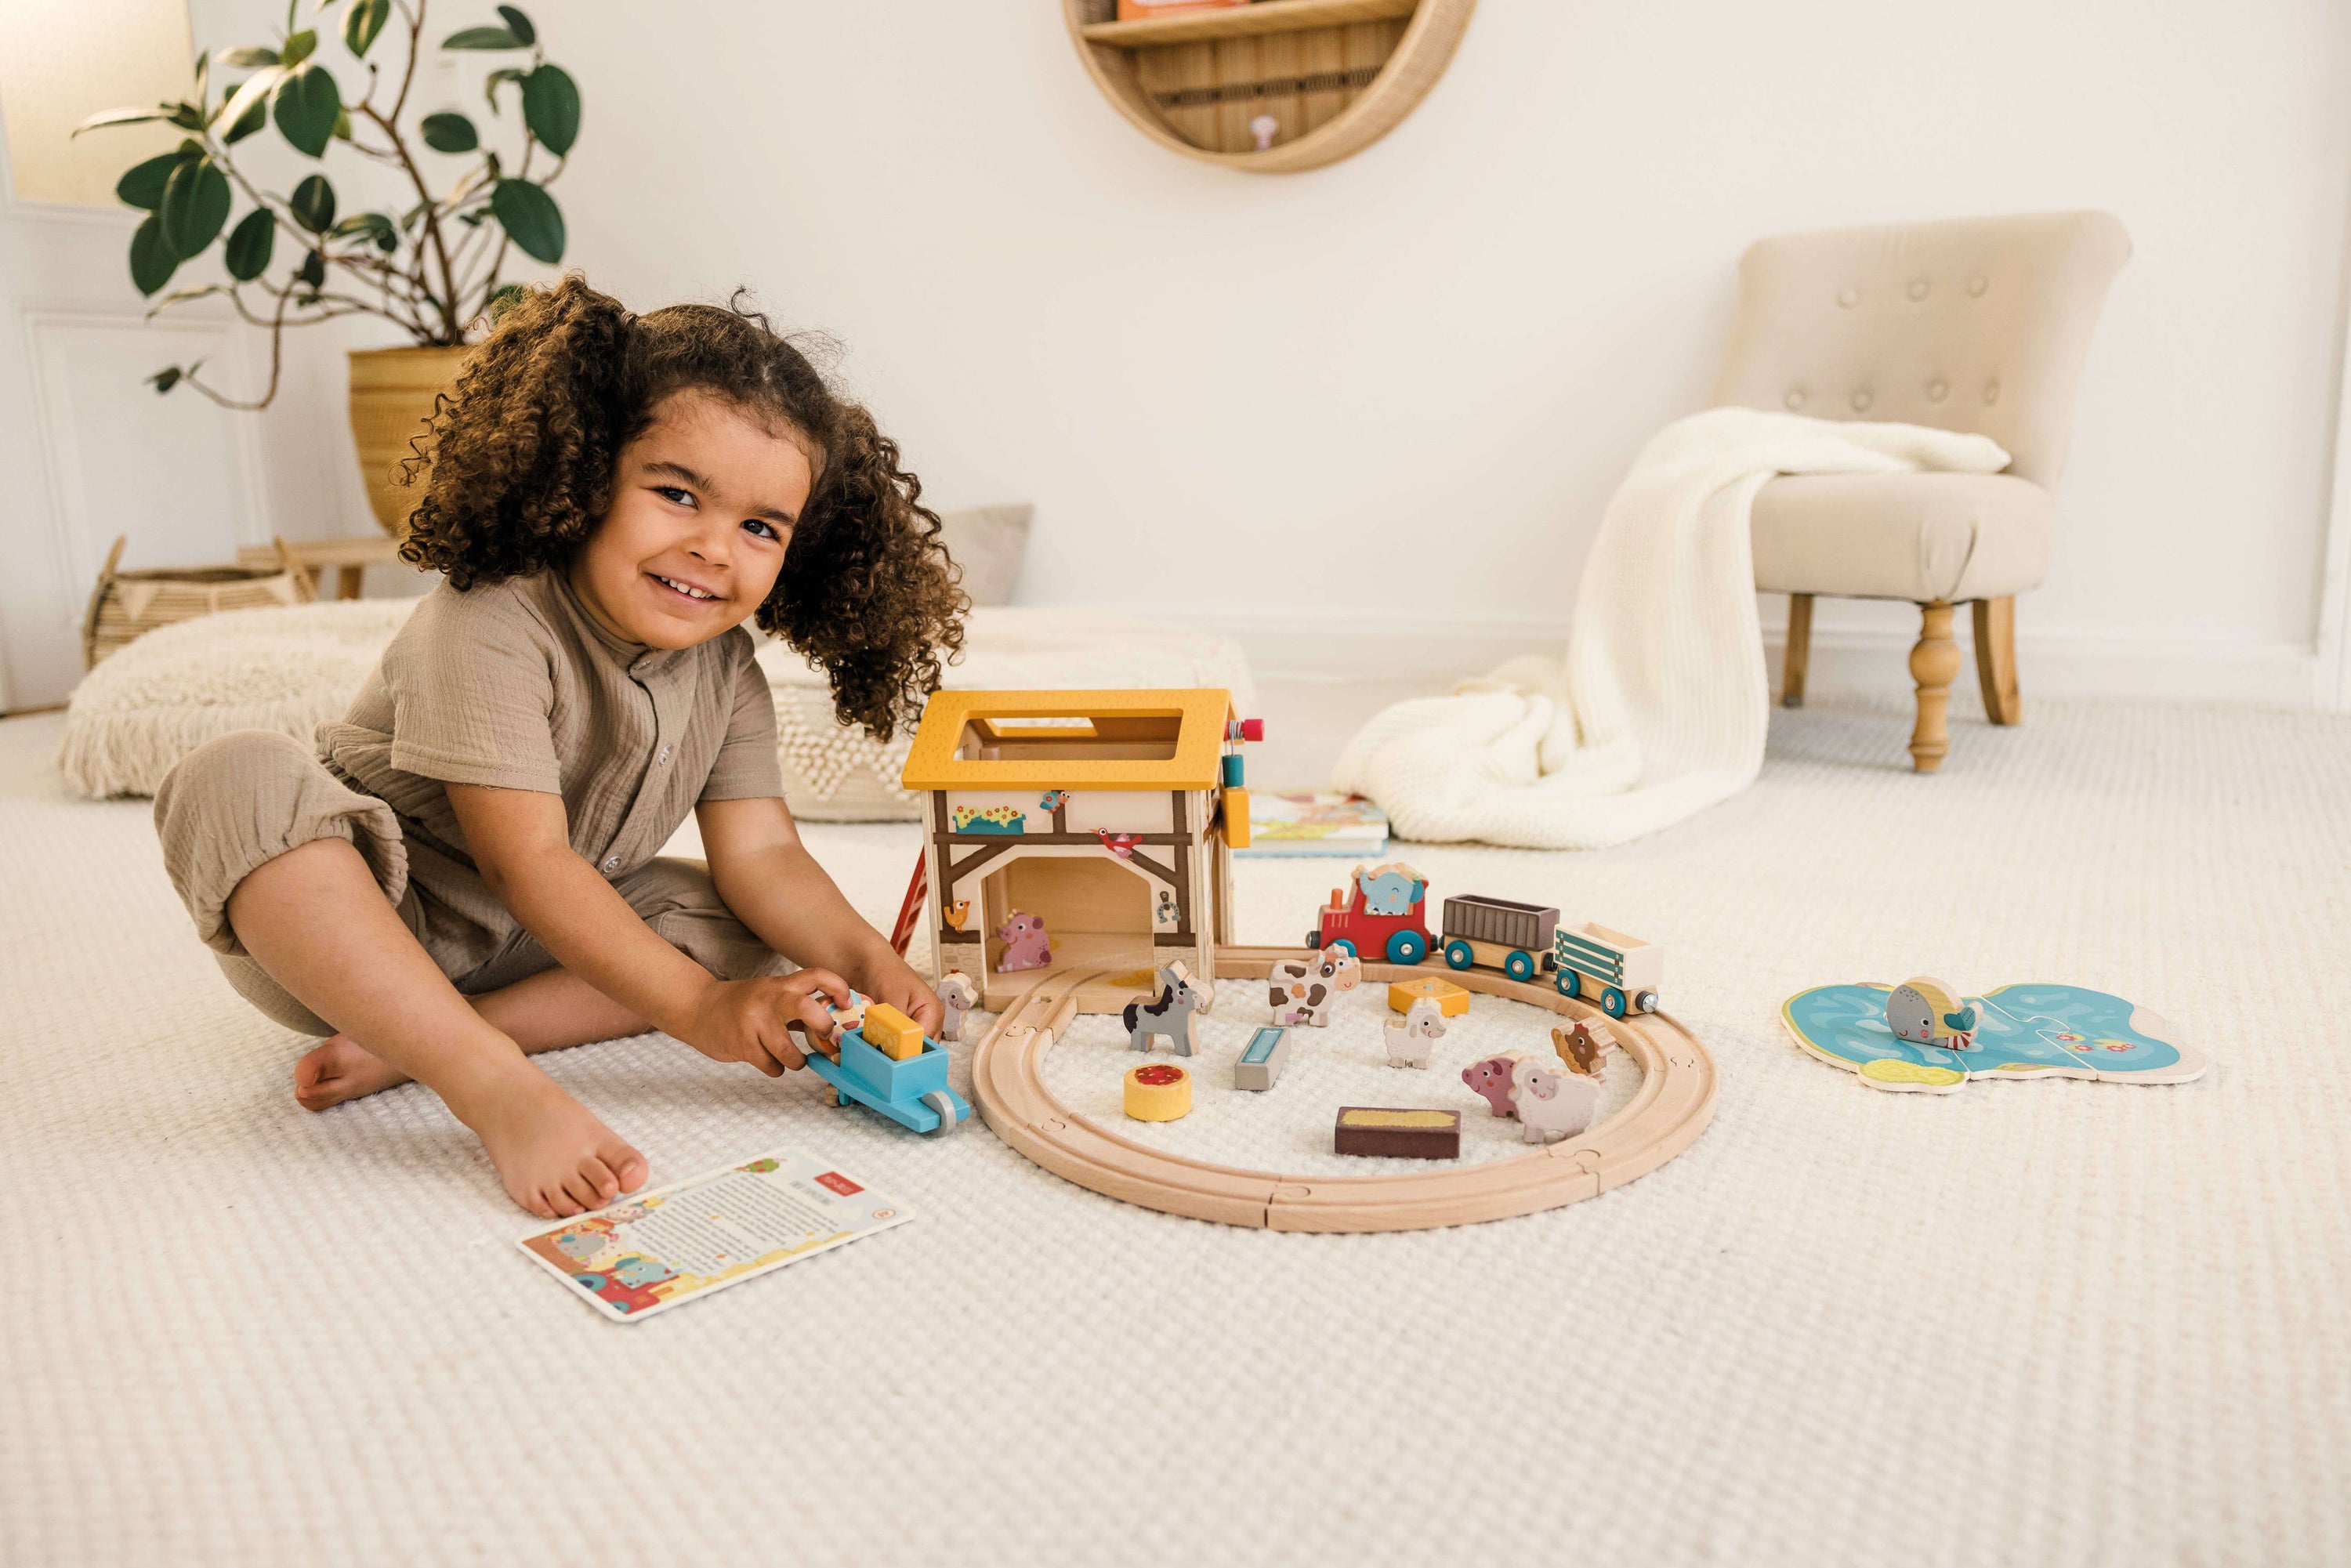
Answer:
1780;593;1813;708
1908;601;1959;773
1972;596;2021;725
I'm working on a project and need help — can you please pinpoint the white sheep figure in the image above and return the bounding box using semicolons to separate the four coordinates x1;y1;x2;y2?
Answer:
1511;1056;1600;1144
935;970;978;1042
1383;997;1447;1068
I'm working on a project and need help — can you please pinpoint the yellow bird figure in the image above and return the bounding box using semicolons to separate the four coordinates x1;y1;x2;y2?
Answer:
943;900;970;932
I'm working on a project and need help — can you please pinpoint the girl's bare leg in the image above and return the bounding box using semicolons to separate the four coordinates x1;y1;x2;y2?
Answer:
227;837;649;1219
295;966;649;1111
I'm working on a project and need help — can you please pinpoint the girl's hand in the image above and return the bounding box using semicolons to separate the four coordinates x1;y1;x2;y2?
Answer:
685;968;857;1076
860;951;946;1039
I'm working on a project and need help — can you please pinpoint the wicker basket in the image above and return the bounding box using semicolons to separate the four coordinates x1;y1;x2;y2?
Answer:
82;535;316;670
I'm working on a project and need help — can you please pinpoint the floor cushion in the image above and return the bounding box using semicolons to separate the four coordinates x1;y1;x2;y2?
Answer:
58;599;1255;819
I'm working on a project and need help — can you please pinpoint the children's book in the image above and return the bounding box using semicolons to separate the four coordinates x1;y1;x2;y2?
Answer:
1231;791;1390;859
518;1146;911;1321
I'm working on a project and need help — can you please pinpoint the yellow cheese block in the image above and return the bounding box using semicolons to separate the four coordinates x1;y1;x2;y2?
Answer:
1124;1063;1192;1121
863;1002;925;1060
1387;976;1470;1017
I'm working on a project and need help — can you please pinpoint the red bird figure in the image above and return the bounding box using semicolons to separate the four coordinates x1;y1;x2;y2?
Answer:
1094;830;1138;859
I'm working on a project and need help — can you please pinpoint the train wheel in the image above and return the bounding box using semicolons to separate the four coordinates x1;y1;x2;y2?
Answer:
1306;930;1323;949
1601;986;1628;1019
1387;929;1427;965
1556;969;1581;999
1444;940;1474;971
1329;937;1357;958
1634;990;1659;1014
1505;950;1535;982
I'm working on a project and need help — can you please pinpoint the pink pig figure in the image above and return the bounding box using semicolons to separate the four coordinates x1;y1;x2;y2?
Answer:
1462;1053;1525;1118
996;911;1053;972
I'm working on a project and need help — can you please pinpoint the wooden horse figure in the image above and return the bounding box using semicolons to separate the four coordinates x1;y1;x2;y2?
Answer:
1123;963;1215;1056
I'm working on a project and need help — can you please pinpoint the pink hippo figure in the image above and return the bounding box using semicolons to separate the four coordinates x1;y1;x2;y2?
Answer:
1462;1052;1527;1117
996;911;1053;972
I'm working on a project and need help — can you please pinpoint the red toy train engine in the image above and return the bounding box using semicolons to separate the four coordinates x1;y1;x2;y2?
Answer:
1308;863;1433;965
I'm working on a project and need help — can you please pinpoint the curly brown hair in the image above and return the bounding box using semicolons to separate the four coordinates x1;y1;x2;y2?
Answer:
397;275;967;741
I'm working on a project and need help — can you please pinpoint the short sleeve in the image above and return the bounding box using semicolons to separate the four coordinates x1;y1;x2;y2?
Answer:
698;644;784;802
383;585;563;793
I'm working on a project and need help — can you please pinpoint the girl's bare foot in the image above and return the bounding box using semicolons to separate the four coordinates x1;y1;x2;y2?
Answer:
293;1034;411;1110
456;1064;650;1219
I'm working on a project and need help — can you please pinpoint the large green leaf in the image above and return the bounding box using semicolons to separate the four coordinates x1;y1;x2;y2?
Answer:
281;28;317;65
520;65;578;155
272;60;341;157
341;0;390;59
129;215;179;295
443;24;524;49
115;150;189;211
223;209;275;281
495;5;535;45
290;172;336;232
214;45;281;68
419;111;478;153
159;156;231;257
489;177;563;263
216;65;282;139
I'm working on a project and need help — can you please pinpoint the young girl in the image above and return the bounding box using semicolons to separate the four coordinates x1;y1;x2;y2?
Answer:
154;277;966;1219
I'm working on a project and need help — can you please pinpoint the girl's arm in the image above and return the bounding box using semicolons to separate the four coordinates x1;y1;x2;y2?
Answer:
696;795;945;1036
445;784;855;1074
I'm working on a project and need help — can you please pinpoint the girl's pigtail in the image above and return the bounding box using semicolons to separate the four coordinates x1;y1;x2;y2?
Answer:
399;277;634;588
764;404;968;742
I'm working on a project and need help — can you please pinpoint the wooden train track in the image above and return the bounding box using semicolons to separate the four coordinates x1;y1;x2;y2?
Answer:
968;946;1717;1233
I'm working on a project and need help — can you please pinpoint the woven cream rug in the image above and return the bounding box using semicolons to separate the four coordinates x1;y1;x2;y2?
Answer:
2;699;2345;1566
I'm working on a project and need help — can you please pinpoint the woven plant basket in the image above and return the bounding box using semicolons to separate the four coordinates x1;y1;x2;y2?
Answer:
82;534;316;670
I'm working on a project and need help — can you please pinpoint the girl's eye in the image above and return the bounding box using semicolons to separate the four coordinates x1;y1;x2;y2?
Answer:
655;486;694;507
741;519;785;542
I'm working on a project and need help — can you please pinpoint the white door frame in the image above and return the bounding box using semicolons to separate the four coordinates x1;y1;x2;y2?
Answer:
2320;259;2351;712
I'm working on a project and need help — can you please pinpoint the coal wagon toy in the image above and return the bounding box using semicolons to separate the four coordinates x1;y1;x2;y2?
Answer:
1439;895;1559;983
1552;922;1664;1018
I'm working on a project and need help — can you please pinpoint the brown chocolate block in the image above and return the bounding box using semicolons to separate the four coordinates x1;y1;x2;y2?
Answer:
1332;1106;1462;1161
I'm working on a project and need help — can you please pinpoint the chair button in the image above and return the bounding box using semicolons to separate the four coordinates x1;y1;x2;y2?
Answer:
1983;382;2001;405
1968;276;1988;296
1850;390;1874;412
603;856;621;873
1784;389;1806;410
1837;287;1860;307
1907;279;1930;301
658;744;673;763
1926;380;1948;402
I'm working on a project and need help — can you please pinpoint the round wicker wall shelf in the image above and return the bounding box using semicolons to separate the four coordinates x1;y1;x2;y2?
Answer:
1063;0;1476;174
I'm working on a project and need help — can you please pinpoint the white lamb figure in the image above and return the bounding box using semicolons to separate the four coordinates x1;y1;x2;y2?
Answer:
1511;1056;1600;1144
935;971;978;1042
1383;997;1447;1069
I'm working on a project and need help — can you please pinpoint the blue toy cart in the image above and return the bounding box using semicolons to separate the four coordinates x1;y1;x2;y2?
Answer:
807;1025;971;1135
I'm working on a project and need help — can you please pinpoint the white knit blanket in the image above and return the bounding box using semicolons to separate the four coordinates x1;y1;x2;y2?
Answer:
1334;408;2012;848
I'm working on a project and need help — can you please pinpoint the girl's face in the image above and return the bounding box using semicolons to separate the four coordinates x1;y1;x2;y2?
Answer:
570;389;816;650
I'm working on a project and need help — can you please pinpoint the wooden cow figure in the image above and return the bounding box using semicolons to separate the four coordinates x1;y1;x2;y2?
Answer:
1266;945;1364;1027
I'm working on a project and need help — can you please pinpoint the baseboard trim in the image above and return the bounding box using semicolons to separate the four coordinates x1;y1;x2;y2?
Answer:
1175;610;2321;708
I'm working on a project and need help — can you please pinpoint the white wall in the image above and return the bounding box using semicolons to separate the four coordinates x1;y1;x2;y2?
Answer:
96;0;2351;705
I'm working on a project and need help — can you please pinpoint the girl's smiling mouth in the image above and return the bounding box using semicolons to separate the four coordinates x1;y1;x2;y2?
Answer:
648;572;723;604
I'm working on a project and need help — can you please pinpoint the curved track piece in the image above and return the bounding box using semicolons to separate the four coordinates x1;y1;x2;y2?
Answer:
970;947;1717;1233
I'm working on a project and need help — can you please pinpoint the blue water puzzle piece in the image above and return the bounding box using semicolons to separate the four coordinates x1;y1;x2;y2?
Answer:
1784;983;2206;1091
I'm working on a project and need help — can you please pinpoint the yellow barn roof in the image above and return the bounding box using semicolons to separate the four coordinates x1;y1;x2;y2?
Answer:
900;689;1237;791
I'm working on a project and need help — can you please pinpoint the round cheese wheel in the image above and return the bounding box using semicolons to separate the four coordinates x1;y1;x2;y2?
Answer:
1123;1062;1192;1121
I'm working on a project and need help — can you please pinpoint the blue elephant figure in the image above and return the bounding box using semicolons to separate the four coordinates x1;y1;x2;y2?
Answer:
1357;866;1424;916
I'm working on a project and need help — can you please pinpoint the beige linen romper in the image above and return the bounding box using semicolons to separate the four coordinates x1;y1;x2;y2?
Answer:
154;571;788;1035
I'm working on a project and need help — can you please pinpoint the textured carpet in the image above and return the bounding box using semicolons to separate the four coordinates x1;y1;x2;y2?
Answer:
2;699;2346;1566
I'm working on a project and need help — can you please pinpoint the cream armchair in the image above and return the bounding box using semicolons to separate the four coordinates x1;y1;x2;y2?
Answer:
1714;211;2132;770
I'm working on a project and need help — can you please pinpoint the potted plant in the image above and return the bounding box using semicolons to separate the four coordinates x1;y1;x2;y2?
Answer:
75;1;579;535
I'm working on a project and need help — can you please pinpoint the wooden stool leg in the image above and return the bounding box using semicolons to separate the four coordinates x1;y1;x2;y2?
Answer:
1908;601;1959;773
336;564;365;600
1972;596;2021;725
1780;593;1813;708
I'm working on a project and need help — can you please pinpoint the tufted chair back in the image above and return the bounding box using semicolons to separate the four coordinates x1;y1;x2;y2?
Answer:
1710;211;2132;488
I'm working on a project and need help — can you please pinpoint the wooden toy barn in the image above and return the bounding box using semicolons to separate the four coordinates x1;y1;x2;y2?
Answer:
899;689;1257;1012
